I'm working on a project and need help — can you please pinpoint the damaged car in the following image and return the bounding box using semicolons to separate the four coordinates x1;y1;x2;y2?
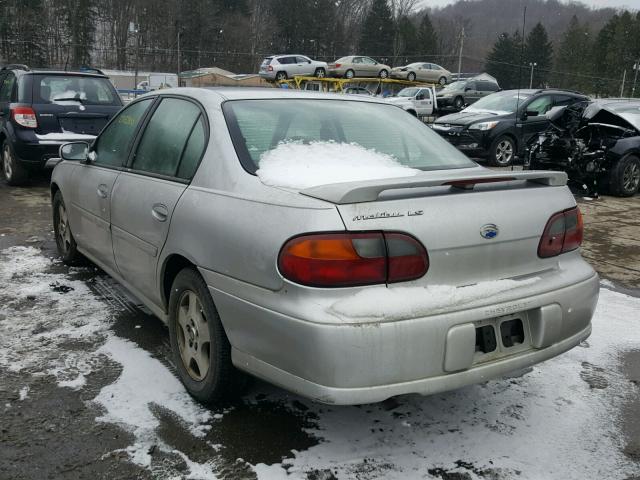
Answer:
526;99;640;197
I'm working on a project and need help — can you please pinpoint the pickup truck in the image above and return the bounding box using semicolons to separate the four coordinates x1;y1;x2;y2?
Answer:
385;86;438;117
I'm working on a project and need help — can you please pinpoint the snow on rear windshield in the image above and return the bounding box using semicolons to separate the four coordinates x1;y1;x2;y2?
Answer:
36;75;120;106
256;141;420;189
224;99;475;182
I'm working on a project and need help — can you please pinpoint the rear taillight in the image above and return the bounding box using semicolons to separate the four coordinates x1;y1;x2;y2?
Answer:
267;65;273;72
12;107;38;128
334;63;341;68
538;207;583;258
278;232;429;287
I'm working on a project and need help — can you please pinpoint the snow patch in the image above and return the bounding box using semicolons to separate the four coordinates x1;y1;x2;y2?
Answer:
329;277;538;321
18;386;29;401
256;141;419;189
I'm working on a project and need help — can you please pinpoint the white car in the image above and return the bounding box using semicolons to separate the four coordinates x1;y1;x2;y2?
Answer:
259;55;328;81
386;87;437;116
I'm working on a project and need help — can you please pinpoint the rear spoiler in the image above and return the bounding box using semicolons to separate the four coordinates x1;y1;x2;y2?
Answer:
301;170;568;204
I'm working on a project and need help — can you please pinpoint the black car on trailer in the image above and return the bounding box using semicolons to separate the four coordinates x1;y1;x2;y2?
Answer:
0;64;123;185
431;89;589;166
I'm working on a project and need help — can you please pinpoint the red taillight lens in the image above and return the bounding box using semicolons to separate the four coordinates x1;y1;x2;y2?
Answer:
12;107;38;128
267;65;273;72
538;207;583;258
278;232;429;287
334;63;341;68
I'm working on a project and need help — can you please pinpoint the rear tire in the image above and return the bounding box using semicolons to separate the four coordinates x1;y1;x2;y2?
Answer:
379;69;389;79
168;267;243;405
345;69;355;79
275;71;288;81
607;155;640;197
52;191;81;265
314;67;326;78
2;140;28;186
489;135;516;167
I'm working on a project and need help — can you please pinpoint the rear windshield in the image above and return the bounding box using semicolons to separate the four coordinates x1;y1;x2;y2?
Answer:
261;58;272;66
223;99;476;175
34;75;122;106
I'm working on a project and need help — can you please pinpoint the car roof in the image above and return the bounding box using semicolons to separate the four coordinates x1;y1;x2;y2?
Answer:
4;69;109;79
147;87;390;106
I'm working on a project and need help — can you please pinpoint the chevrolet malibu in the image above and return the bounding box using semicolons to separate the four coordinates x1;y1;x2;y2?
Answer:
50;88;599;405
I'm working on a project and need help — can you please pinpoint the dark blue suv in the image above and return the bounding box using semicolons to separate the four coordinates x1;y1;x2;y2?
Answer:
0;65;123;185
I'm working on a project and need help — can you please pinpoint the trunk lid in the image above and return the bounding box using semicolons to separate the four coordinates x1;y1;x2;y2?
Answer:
33;103;119;135
303;169;574;286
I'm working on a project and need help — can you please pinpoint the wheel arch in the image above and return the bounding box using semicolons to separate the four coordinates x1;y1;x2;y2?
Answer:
161;253;199;309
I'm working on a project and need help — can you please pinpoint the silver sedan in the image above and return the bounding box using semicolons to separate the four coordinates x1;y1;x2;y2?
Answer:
51;88;599;405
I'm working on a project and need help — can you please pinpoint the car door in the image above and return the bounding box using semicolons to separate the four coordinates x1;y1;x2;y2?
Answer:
296;56;313;76
415;88;433;115
68;97;154;269
110;96;207;306
517;94;554;154
463;81;480;104
362;57;378;76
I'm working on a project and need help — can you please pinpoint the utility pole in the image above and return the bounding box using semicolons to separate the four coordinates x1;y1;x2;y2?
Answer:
129;22;139;97
632;60;640;98
457;25;465;78
621;69;627;97
529;62;537;89
177;27;181;87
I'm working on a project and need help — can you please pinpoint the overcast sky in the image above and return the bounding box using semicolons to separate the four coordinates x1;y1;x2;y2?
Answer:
420;0;640;8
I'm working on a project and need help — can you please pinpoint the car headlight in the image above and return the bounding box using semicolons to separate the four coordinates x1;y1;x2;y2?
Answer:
469;121;499;131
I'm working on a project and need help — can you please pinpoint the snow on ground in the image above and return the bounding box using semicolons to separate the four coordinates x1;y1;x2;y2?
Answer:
1;245;639;479
0;246;216;476
256;141;419;189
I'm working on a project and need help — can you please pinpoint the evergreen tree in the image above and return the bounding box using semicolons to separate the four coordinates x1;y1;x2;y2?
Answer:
554;16;592;92
524;22;552;88
395;15;419;64
485;31;523;89
417;12;438;58
65;0;96;67
359;0;394;60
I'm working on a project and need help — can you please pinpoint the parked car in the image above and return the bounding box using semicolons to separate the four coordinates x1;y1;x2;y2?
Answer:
343;86;371;95
385;86;437;116
436;76;501;111
259;55;328;81
51;88;598;406
390;62;452;85
527;99;640;197
432;89;589;166
0;64;123;185
328;56;391;79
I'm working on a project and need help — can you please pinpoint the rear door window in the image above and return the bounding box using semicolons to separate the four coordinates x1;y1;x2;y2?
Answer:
478;81;499;92
554;95;579;106
177;117;207;180
131;97;201;177
93;98;153;168
0;73;17;102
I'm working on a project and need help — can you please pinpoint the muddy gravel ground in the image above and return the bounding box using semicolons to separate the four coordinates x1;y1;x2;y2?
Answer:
1;176;639;480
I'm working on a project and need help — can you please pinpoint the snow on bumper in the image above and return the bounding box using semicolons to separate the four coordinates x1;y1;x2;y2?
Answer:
207;271;599;405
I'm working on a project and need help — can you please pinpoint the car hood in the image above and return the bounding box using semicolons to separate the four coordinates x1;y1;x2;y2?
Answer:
435;109;513;126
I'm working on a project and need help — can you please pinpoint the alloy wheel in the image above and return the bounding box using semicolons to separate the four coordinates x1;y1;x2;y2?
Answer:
57;203;71;255
177;290;211;381
623;161;640;192
495;140;514;165
408;72;416;81
3;144;12;180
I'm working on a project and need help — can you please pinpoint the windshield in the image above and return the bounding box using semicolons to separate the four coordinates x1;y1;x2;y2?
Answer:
466;91;531;114
35;75;121;106
397;88;418;97
441;81;466;92
223;99;476;180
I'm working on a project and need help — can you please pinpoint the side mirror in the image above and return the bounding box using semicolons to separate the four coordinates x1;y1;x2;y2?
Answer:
59;142;89;162
465;87;473;92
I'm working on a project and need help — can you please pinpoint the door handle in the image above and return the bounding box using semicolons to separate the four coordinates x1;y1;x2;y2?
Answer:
97;184;108;198
151;203;168;222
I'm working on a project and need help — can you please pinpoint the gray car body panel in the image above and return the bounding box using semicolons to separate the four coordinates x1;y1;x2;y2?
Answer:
51;87;599;404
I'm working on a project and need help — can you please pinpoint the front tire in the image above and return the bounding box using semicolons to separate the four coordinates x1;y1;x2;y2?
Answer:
52;191;81;264
407;72;416;81
379;69;389;79
168;268;240;405
454;96;465;110
489;135;516;167
607;155;640;197
439;76;447;86
3;140;28;186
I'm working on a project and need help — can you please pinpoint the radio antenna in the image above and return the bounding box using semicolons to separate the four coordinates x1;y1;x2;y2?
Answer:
514;4;527;171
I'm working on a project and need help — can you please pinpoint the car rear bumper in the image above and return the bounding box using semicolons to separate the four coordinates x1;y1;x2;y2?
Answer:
206;269;599;405
12;131;95;169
